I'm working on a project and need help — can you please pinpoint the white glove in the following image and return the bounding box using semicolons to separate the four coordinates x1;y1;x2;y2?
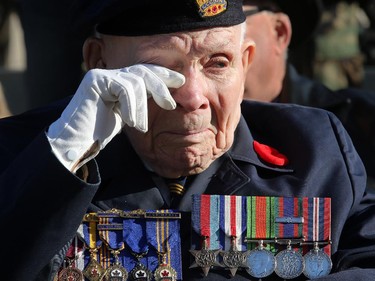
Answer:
47;64;185;172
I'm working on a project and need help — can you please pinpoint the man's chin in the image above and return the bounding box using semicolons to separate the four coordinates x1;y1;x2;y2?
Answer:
149;157;214;178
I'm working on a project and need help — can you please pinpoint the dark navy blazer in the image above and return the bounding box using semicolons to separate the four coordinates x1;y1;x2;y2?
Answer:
282;64;375;188
0;99;374;280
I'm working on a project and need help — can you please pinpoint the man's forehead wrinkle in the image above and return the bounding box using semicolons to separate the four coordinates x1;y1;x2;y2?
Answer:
135;29;236;55
133;36;188;59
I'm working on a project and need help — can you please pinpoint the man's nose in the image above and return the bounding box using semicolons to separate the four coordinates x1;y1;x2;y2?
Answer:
171;70;209;112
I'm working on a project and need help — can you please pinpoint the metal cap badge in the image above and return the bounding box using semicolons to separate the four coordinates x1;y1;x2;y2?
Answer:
196;0;227;18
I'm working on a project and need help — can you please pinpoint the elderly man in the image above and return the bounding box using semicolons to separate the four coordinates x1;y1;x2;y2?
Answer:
0;0;374;280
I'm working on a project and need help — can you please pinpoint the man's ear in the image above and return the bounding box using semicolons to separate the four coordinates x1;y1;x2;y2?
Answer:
242;39;256;74
273;13;292;55
83;37;106;70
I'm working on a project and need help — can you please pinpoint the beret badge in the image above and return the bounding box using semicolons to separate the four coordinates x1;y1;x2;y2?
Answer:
196;0;227;18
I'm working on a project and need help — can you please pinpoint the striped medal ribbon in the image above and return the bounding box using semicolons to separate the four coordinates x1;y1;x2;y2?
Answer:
190;194;221;276
274;197;304;239
98;215;128;281
218;195;248;277
57;235;85;281
302;197;332;279
81;219;105;281
274;197;305;279
146;210;182;281
245;196;277;279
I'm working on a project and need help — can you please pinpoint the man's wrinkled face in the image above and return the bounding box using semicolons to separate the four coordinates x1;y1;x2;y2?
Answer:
100;25;250;178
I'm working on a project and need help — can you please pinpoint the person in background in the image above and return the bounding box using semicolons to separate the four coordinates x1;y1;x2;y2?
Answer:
0;0;374;280
243;0;375;190
312;0;370;90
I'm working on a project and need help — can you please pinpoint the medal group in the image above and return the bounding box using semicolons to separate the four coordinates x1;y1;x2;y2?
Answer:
190;195;332;280
56;209;182;281
56;195;332;281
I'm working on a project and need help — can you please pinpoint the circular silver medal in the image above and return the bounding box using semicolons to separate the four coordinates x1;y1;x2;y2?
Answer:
275;248;305;279
303;249;332;279
246;248;276;278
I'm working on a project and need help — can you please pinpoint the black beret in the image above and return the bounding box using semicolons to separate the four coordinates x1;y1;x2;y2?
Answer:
70;0;246;37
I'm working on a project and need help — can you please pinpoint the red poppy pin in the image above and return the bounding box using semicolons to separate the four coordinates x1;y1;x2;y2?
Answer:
253;140;289;166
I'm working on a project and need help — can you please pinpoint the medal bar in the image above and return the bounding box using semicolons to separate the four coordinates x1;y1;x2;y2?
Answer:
83;209;181;221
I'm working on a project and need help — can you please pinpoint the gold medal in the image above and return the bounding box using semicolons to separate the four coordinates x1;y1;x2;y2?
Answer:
82;216;105;281
83;257;105;281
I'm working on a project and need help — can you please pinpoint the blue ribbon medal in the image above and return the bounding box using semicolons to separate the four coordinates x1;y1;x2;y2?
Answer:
123;218;153;281
146;210;182;281
97;212;128;281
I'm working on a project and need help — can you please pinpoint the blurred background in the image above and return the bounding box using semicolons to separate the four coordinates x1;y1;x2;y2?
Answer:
0;0;86;117
0;0;374;117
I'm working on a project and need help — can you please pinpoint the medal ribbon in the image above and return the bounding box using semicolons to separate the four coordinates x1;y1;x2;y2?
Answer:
219;195;247;251
192;194;220;249
122;218;149;274
275;197;303;238
123;218;148;254
97;215;125;269
146;210;182;280
98;216;124;250
64;234;85;270
246;196;276;239
81;219;103;268
245;196;276;251
303;197;331;255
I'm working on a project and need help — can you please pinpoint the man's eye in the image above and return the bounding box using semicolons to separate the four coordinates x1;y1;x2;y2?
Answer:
208;57;229;69
215;61;227;68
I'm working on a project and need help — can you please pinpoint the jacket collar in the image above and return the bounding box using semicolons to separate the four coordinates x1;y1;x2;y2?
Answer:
230;115;294;173
178;116;294;210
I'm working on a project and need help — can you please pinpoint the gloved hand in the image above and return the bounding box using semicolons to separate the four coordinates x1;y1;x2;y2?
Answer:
47;64;185;172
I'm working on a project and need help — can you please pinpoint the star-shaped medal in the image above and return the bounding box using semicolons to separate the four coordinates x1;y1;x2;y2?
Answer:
220;248;250;277
189;248;221;276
